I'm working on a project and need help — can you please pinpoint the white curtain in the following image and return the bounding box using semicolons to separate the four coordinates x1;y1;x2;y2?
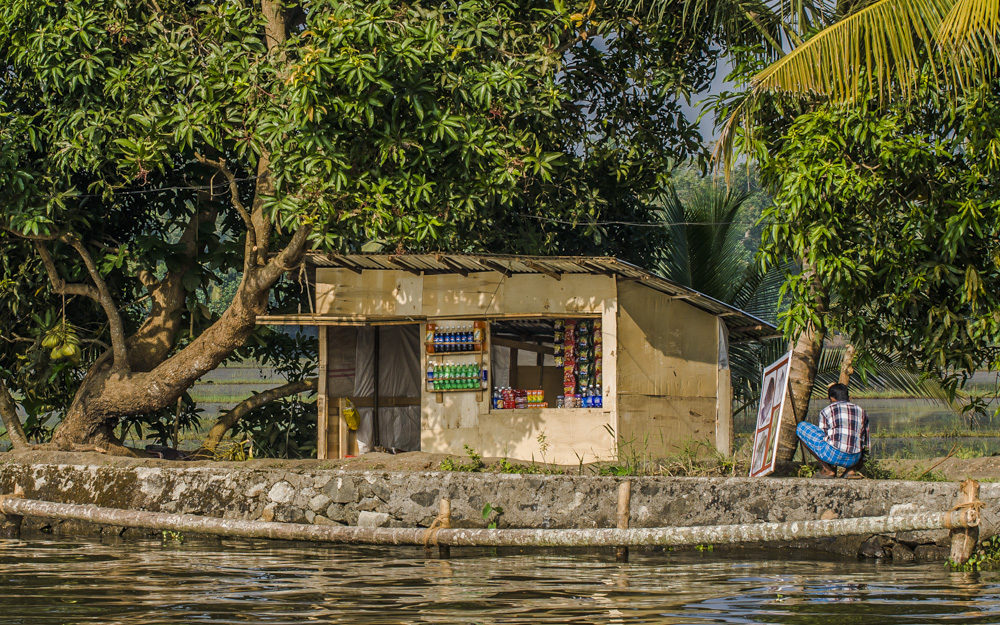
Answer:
354;325;421;453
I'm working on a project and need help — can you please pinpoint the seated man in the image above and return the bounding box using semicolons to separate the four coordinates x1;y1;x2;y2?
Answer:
796;383;869;478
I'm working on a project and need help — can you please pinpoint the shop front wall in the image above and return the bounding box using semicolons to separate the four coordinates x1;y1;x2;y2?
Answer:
615;281;722;457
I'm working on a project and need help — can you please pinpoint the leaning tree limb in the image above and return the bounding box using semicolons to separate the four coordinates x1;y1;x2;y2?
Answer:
195;377;318;456
60;234;131;374
0;379;28;450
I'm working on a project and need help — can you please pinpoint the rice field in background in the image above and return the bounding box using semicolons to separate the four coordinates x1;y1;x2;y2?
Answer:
188;364;290;416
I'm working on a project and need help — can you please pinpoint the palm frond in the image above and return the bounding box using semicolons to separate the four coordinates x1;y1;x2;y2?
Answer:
618;0;836;57
655;184;754;303
752;0;956;102
939;0;1000;48
811;345;979;414
937;0;1000;80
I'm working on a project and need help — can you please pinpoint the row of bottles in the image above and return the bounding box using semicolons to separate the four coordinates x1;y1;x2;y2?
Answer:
427;362;488;391
426;321;485;353
493;388;547;410
558;386;603;408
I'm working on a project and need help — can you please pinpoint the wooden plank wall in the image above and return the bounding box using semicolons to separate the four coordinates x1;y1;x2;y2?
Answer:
315;269;613;317
615;281;722;457
414;273;618;464
317;326;329;460
716;320;733;456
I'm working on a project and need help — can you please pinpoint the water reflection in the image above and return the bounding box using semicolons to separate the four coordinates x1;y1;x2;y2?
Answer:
2;538;1000;624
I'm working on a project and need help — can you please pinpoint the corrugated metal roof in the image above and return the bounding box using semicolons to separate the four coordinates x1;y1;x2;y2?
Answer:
302;252;777;341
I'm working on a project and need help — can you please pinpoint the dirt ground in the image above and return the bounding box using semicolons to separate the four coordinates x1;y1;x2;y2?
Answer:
882;456;1000;482
5;448;1000;483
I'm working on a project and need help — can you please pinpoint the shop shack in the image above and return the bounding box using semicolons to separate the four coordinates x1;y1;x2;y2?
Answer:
260;254;775;465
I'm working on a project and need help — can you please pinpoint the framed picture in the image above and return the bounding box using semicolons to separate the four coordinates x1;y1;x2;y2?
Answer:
749;352;792;477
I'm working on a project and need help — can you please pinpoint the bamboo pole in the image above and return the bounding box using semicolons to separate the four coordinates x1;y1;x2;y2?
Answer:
950;479;981;564
438;497;451;559
0;496;980;548
616;481;630;562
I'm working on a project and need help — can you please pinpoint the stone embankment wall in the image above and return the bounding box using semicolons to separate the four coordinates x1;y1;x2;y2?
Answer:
1;453;996;562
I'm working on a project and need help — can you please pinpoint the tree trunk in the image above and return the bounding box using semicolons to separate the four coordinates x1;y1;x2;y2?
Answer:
775;261;828;463
775;322;825;462
50;227;311;451
195;377;317;456
839;344;855;385
0;380;28;450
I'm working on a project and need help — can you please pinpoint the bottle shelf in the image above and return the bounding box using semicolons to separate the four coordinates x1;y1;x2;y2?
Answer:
426;348;486;356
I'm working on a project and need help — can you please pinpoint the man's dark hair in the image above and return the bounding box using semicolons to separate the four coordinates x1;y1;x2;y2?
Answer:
828;383;850;403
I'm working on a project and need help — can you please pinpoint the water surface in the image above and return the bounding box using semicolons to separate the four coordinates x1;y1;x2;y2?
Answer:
2;537;1000;624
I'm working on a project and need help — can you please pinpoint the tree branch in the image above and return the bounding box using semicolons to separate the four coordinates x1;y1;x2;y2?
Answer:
33;241;101;301
61;234;131;375
258;224;312;287
127;204;219;373
0;378;29;450
195;152;257;270
195;377;317;456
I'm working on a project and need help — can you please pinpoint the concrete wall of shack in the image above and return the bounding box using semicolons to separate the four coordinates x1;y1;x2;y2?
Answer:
313;268;731;464
0;454;995;562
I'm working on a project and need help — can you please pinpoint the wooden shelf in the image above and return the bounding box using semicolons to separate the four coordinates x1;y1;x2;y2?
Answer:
431;388;485;403
426;349;486;356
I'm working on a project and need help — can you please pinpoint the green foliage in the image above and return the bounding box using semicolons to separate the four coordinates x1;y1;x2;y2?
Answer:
161;530;184;544
597;426;743;476
482;502;504;529
440;444;487;472
439;445;565;473
950;535;1000;571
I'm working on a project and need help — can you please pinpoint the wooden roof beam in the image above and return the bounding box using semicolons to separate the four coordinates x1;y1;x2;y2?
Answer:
387;256;421;275
439;256;469;277
729;324;766;333
479;258;512;277
332;255;363;274
525;261;561;281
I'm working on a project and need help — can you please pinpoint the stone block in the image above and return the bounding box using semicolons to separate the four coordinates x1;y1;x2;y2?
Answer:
915;544;951;561
357;511;391;528
859;536;888;559
268;481;295;504
309;494;331;512
323;477;358;504
891;543;916;563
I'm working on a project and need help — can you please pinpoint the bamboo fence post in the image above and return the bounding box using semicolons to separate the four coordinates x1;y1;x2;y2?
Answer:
438;497;451;559
0;486;23;538
0;496;981;549
950;479;981;564
616;481;631;562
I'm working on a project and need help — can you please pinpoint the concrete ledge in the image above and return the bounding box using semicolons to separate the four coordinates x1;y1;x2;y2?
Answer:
1;452;995;561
